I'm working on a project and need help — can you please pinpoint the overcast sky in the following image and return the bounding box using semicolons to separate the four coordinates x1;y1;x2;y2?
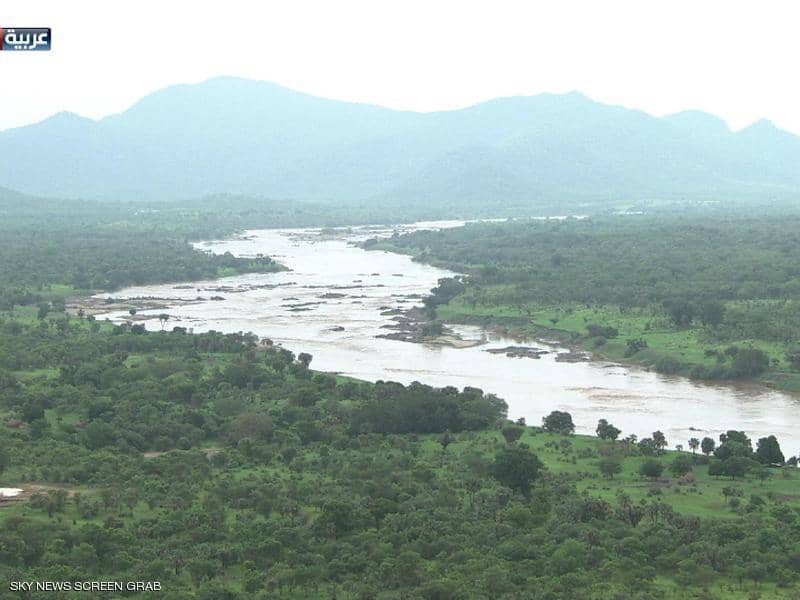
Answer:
2;0;799;133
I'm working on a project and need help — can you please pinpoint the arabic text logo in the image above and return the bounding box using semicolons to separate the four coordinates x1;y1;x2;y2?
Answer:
0;28;51;51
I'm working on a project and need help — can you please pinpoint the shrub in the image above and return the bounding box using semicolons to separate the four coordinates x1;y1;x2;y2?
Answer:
730;347;769;378
654;356;682;375
625;338;648;357
586;324;618;338
670;454;694;476
640;459;664;479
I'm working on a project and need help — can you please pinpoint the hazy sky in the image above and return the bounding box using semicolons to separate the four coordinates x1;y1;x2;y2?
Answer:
2;0;799;133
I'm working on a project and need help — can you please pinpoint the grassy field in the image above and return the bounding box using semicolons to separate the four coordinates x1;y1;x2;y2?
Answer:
421;428;799;519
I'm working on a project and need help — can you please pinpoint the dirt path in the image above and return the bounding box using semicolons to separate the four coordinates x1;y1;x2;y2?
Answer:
0;482;88;506
143;446;222;459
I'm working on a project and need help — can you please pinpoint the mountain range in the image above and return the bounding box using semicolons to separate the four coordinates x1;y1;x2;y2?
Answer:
1;77;798;204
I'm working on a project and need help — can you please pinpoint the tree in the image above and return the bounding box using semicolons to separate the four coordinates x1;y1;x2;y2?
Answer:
158;313;170;331
489;444;544;496
754;466;772;486
688;438;700;454
721;486;743;507
227;413;273;444
710;456;752;480
699;301;725;327
597;458;623;479
707;459;724;477
22;398;45;423
755;435;784;465
438;430;454;451
701;437;716;456
730;347;769;377
786;348;800;371
596;419;621;441
420;321;444;337
639;459;664;480
84;420;116;450
316;499;365;538
663;298;695;328
719;430;750;444
464;478;482;508
423;277;466;316
49;489;68;513
128;308;137;317
542;411;574;435
714;439;753;462
652;431;667;454
638;438;657;456
670;454;694;477
297;352;313;368
188;558;222;584
37;302;50;320
501;424;524;445
616;492;644;527
625;338;648;356
70;542;99;570
586;324;618;338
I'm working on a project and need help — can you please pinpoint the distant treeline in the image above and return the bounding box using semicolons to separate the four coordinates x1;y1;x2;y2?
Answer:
372;215;800;308
0;191;515;306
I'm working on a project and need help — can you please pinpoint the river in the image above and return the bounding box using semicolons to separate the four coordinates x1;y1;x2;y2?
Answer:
94;222;800;455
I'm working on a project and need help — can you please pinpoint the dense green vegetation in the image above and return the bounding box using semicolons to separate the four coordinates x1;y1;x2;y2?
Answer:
367;213;800;390
2;199;799;598
2;309;800;599
0;194;295;309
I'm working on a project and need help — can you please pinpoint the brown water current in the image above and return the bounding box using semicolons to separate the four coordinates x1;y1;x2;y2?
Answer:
94;222;800;455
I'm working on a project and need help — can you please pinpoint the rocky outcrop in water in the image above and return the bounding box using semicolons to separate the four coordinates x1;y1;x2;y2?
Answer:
555;351;592;362
485;346;550;359
375;307;485;348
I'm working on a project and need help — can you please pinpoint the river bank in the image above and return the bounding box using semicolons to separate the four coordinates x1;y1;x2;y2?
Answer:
434;304;800;395
364;217;800;397
89;224;800;454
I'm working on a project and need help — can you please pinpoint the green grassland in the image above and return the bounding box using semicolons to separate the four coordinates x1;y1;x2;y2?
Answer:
419;428;800;518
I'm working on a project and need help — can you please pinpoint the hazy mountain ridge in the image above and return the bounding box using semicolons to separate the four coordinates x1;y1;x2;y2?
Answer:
1;77;798;203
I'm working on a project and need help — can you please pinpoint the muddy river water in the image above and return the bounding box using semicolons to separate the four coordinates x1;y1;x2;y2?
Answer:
95;222;800;455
